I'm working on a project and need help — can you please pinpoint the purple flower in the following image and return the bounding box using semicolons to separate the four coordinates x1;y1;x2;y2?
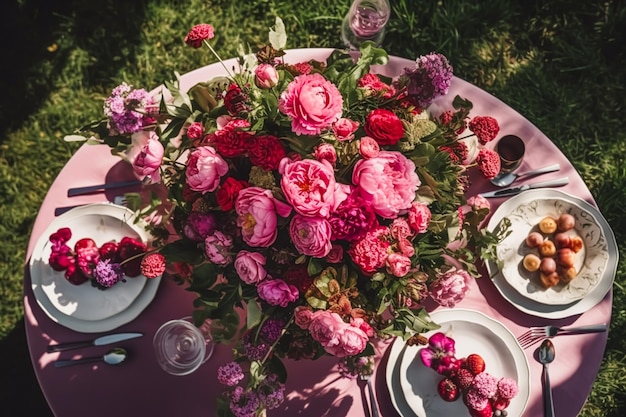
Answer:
104;82;156;135
229;386;260;417
217;362;245;387
419;332;458;375
93;259;124;288
398;52;453;108
260;318;286;344
257;373;285;410
183;212;217;242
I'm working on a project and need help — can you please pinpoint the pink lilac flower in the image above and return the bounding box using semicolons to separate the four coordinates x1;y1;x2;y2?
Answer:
234;251;267;285
104;83;156;135
400;52;453;108
259;318;286;344
243;334;270;361
256;279;299;307
476;148;501;179
186;146;229;193
348;226;391;274
184;24;215;48
429;267;472;307
419;332;457;374
229;386;260;417
204;230;234;265
92;259;124;288
217;362;245;386
278;73;343;136
140;253;166;278
469;116;500;145
279;158;338;218
352;151;420;219
328;192;378;241
289;214;333;258
257;374;285;410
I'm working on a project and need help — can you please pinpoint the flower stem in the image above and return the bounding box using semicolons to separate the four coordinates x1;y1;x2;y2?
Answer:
204;39;234;78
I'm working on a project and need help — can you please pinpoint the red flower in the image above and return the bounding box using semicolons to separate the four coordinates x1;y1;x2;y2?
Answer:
117;236;147;277
293;62;312;75
364;108;404;146
476;148;501;179
247;135;286;170
216;177;248;211
358;73;395;98
140;253;166;279
184;24;215;48
223;83;250;115
469;116;499;145
208;129;250;158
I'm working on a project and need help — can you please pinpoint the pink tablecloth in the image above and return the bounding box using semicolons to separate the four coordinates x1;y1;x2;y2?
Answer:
24;49;611;417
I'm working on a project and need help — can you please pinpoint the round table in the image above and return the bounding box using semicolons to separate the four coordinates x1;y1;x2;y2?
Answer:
24;48;612;417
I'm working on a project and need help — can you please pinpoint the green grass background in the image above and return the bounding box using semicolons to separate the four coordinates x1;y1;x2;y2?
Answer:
1;0;624;415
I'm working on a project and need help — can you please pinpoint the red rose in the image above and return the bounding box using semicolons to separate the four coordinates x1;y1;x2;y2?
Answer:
216;177;248;211
247;135;286;170
184;24;215;48
364;108;404;146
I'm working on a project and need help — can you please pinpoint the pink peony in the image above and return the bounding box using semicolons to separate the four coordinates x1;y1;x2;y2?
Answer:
352;151;420;219
408;201;432;234
332;118;360;142
254;63;279;89
132;133;164;182
234;250;267;285
386;253;412;277
325;244;344;263
256;279;299;307
204;230;234;265
467;194;491;212
289;214;333;258
313;143;337;166
324;325;369;357
183;212;217;241
186;121;204;141
429;267;472;307
186;146;229;193
279;158;337;218
235;187;292;247
294;306;314;329
307;310;345;347
278;73;343;136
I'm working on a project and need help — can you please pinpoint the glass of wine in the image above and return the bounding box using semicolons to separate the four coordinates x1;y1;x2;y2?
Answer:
341;0;391;50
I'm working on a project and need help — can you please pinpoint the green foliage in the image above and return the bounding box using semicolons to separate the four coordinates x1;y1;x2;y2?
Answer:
2;0;626;416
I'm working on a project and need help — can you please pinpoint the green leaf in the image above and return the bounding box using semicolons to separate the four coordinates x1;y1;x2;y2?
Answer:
246;300;262;330
269;16;287;50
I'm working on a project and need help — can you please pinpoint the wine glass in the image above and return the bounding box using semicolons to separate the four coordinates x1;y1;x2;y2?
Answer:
341;0;391;50
152;316;214;376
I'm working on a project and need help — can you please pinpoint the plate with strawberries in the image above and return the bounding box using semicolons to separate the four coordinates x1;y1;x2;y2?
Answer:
387;309;530;417
29;203;161;333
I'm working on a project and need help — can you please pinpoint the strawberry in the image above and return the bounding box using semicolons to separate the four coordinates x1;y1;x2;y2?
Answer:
453;368;475;390
464;353;486;375
468;400;493;417
437;377;460;402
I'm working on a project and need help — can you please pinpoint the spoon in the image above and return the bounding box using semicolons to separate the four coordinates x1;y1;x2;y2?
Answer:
54;347;127;368
538;339;556;417
490;163;560;187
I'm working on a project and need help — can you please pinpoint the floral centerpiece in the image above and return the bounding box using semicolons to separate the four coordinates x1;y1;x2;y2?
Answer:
68;18;509;417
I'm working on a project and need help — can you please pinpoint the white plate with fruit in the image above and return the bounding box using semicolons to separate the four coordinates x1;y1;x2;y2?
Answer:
486;189;618;318
388;309;530;417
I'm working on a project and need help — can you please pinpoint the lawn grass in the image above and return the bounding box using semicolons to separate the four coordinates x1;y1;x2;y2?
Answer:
1;0;624;415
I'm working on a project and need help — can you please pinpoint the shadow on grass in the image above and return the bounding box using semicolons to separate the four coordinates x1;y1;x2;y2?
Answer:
0;319;53;417
0;0;150;141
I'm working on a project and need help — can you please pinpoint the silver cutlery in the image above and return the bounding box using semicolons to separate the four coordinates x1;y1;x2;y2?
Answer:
479;177;569;198
538;339;556;417
47;332;143;353
67;180;142;197
54;195;128;216
54;347;127;368
490;163;560;187
517;324;607;349
360;373;379;417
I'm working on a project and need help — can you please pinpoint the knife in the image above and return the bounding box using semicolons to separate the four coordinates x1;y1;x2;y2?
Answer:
47;332;143;353
479;177;570;198
67;180;142;197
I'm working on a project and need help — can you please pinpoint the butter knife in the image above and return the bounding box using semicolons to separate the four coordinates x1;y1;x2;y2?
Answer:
47;332;143;353
479;177;569;198
67;180;142;197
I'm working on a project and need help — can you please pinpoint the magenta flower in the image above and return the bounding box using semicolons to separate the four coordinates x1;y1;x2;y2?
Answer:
419;332;457;374
279;157;337;218
132;134;164;182
185;146;229;193
235;187;292;247
254;63;279;89
429;267;472;307
400;52;453;108
217;362;245;387
104;83;156;135
289;214;333;258
204;230;234;265
256;279;299;307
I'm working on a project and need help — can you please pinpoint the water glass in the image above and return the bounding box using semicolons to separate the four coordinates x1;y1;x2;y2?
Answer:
341;0;391;50
153;317;214;376
495;134;525;173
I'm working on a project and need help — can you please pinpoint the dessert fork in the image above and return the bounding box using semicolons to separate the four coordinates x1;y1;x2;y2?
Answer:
359;373;379;417
517;323;607;349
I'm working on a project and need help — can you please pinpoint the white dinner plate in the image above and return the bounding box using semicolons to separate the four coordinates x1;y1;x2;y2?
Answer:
29;203;161;333
486;189;618;318
387;309;530;417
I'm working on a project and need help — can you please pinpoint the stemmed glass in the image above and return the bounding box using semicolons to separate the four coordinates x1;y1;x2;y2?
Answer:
341;0;391;50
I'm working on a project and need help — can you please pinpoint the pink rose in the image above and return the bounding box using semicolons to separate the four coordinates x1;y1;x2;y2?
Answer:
325;244;344;263
186;121;204;141
386;253;412;277
352;151;420;218
333;118;360;142
390;218;412;240
234;251;267;285
186;146;229;193
408;202;431;234
279;158;337;218
289;214;332;258
278;73;343;136
235;187;292;247
254;63;279;89
256;279;299;307
294;306;314;329
204;230;234;265
429;267;472;308
314;143;337;166
325;325;368;358
132;134;164;182
308;310;345;347
359;136;380;158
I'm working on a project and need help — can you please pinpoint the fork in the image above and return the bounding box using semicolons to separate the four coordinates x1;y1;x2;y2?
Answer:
517;323;608;349
360;373;379;417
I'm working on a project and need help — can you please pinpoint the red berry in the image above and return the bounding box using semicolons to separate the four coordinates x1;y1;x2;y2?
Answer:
464;353;486;375
453;368;475;390
437;377;460;402
468;401;493;417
